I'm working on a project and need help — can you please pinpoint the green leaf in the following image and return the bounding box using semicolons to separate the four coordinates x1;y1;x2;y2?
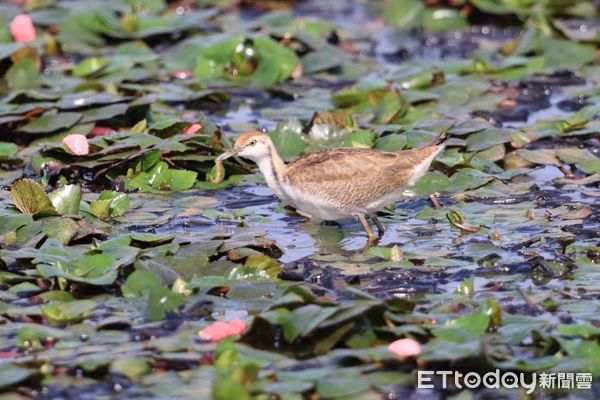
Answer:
110;357;151;381
20;112;82;134
6;59;40;90
90;199;111;219
413;172;450;195
213;376;251;400
41;299;97;324
558;323;600;338
151;169;197;191
452;298;501;335
538;36;596;70
37;254;119;286
0;141;18;159
384;0;424;29
244;254;282;278
73;56;108;77
122;270;163;298
90;191;130;219
11;179;56;216
374;134;407;152
316;375;370;398
42;217;79;244
194;36;299;86
557;148;600;174
341;130;376;148
17;324;74;349
443;170;493;193
271;120;307;158
286;304;338;342
373;89;409;124
144;286;185;321
49;185;82;215
422;8;469;32
0;364;34;390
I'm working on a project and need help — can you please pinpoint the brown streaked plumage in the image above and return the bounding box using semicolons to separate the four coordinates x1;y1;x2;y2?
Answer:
217;129;449;243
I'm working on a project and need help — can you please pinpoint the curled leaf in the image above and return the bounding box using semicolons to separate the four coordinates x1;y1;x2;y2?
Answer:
49;185;82;215
446;209;480;233
11;179;56;215
208;158;225;184
90;191;130;220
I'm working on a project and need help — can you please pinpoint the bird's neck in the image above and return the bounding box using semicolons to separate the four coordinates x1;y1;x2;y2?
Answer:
256;146;289;200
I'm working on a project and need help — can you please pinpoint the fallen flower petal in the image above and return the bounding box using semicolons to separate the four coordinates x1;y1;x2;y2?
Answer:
170;70;193;80
388;338;421;358
11;14;36;42
62;134;89;156
90;126;115;137
183;123;202;134
198;319;247;342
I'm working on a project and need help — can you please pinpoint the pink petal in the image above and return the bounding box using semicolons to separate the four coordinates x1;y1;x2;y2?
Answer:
170;70;193;80
10;14;36;42
198;319;247;342
388;338;421;358
62;134;89;156
183;123;202;135
90;126;115;137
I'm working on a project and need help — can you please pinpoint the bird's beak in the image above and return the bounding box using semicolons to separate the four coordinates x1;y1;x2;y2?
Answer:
216;147;240;161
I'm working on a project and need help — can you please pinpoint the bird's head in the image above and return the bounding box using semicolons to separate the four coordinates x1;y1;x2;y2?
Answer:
217;131;274;163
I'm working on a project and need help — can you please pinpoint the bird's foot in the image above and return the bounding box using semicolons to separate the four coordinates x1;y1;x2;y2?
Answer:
361;234;380;253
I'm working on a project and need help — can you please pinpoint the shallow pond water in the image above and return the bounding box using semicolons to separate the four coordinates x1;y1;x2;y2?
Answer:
1;0;600;398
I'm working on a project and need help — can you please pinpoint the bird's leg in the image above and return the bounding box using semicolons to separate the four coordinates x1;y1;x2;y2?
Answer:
370;215;385;238
357;214;377;242
295;209;312;219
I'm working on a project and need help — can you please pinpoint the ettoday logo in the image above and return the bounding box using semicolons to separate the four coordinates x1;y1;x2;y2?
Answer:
417;370;593;393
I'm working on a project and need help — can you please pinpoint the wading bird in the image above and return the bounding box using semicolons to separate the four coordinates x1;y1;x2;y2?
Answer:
217;128;449;244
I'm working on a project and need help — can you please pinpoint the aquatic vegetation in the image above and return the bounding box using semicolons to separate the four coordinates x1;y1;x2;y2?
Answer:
0;0;598;398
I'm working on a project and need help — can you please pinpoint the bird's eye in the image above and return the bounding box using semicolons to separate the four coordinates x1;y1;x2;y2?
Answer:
249;140;257;146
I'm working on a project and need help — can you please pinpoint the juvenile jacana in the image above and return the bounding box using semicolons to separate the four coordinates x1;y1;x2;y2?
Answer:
217;128;449;243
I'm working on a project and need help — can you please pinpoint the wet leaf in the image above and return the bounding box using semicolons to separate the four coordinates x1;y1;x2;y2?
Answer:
11;179;56;216
144;286;185;321
90;191;130;219
271;119;307;158
49;184;82;215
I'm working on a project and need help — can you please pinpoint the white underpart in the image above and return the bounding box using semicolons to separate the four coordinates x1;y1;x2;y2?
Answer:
283;182;350;220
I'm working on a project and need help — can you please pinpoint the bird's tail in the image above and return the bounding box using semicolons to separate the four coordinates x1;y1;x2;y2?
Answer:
426;123;454;147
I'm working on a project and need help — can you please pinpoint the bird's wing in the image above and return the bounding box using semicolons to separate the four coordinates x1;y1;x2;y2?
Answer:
285;147;440;210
